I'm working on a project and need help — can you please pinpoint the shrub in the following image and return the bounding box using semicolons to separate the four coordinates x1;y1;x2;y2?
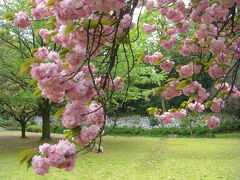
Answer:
149;116;160;127
26;125;42;132
0;120;14;127
51;122;67;134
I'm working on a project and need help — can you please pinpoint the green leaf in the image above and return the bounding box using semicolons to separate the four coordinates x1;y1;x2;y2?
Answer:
217;91;228;98
45;17;56;30
27;0;37;7
46;0;57;7
59;48;71;59
16;149;34;161
138;54;145;62
72;127;81;137
155;86;169;94
33;87;42;97
20;58;42;73
46;30;58;43
191;92;198;98
176;81;188;90
19;156;28;167
169;108;179;113
82;18;111;30
30;79;37;85
166;78;177;83
180;101;189;108
17;148;37;168
147;107;161;115
3;13;14;21
54;107;65;118
64;22;76;35
26;159;32;170
205;100;212;107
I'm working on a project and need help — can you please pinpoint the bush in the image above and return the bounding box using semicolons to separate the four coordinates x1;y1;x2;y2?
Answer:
104;118;240;137
0;120;14;127
26;125;42;132
51;121;67;134
149;116;160;127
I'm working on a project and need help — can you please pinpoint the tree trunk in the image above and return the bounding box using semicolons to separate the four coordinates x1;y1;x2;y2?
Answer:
190;123;193;136
161;96;166;112
41;99;51;141
160;81;166;112
21;122;26;138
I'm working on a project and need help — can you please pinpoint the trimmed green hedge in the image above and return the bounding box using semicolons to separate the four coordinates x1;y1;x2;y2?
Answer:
22;118;240;136
0;120;14;128
104;118;240;136
51;122;67;134
26;125;42;132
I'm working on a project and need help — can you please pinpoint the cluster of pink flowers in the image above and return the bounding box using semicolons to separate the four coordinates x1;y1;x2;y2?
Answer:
144;52;163;64
208;64;227;79
142;24;157;34
188;102;205;113
95;76;124;91
183;81;209;103
13;11;32;28
206;116;220;129
155;109;187;124
161;81;181;100
215;83;240;98
161;37;176;50
32;140;77;175
30;61;66;103
51;0;126;24
210;98;225;112
159;60;175;72
10;0;240;175
177;63;202;78
31;0;52;20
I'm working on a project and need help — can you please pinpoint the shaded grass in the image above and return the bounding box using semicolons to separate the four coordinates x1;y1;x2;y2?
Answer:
0;131;240;180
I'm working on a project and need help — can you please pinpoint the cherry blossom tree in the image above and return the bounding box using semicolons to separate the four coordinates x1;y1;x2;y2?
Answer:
2;0;239;175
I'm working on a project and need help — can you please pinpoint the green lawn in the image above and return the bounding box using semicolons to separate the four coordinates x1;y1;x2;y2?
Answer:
0;131;240;180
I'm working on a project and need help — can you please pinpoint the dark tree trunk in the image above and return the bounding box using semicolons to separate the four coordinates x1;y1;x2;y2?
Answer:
41;99;51;141
160;81;166;112
190;123;193;136
21;122;26;138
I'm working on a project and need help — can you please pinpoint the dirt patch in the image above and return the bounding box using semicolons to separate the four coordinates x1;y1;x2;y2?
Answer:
0;131;63;151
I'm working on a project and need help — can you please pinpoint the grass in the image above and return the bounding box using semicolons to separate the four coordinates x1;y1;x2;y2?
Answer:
0;131;240;180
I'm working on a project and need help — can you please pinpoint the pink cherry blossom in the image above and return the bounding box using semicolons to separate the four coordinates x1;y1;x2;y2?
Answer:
206;116;220;128
32;156;50;175
145;0;154;10
210;38;226;55
156;112;175;124
210;98;224;112
87;102;105;127
177;64;193;78
173;109;187;120
39;29;50;42
160;8;168;16
77;125;100;145
188;102;205;113
62;101;89;128
161;81;182;99
35;47;49;60
120;14;133;29
160;59;175;72
31;2;52;20
142;24;157;34
13;11;32;28
208;64;227;78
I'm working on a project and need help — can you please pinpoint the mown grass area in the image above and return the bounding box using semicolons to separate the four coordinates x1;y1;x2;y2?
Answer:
0;131;240;180
105;132;240;138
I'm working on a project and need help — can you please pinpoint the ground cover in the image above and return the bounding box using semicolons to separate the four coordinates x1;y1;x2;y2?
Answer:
0;131;239;180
